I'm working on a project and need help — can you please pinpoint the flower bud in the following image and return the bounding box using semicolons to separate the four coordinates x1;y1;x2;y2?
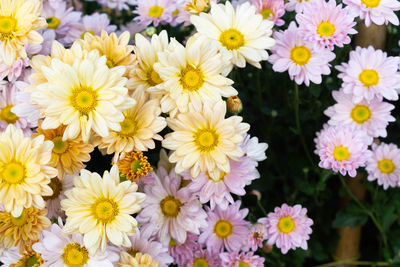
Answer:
227;96;243;114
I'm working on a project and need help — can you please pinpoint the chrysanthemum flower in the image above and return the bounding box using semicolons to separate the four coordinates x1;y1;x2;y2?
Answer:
0;125;57;217
43;175;74;220
251;0;285;26
0;246;44;267
117;151;153;182
191;1;275;72
61;165;146;254
269;22;336;86
32;220;119;267
240;134;268;166
0;58;28;81
199;200;250;252
343;0;400;27
246;222;268;251
152;36;236;116
0;0;46;66
336;46;400;103
137;167;207;244
314;125;371;177
33;121;94;179
25;29;56;57
259;203;313;254
162;100;249;181
285;0;317;13
185;245;221;267
0;207;50;252
168;232;198;266
296;0;357;50
366;143;400;190
117;251;159;267
133;0;174;27
97;0;136;11
220;251;265;267
324;90;395;138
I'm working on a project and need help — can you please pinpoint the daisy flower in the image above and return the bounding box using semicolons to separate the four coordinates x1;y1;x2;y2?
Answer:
32;220;119;267
251;0;285;26
0;125;57;217
246;222;268;251
296;0;357;51
366;143;400;190
97;0;136;11
0;246;44;267
336;46;400;103
137;167;207;244
240;134;268;166
43;175;74;220
117;151;153;183
343;0;400;27
220;251;265;267
133;0;174;27
162;100;249;181
324;90;395;138
152;36;236;116
269;22;336;86
61;165;146;254
168;232;198;266
314;125;371;177
185;245;221;267
199;200;250;252
117;251;159;267
0;58;29;81
260;203;313;254
191;1;275;72
0;0;46;66
285;0;317;13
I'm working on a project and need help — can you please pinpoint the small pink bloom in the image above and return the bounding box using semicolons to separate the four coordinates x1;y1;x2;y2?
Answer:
220;251;265;267
169;233;198;266
0;58;28;82
246;223;268;251
134;0;174;27
185;244;221;267
251;0;285;26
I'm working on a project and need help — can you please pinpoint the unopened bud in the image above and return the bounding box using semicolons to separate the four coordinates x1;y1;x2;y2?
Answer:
263;244;273;253
251;190;262;201
227;96;243;114
146;27;157;37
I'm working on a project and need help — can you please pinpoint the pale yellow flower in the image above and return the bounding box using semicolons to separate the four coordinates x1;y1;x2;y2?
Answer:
183;0;211;14
117;251;159;267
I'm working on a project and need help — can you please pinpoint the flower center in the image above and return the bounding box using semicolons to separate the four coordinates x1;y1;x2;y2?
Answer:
169;238;177;247
290;46;311;65
2;161;25;184
118;151;152;182
70;87;98;116
119;117;137;136
378;159;395;174
351;105;371;124
260;8;274;20
194;129;219;152
361;0;380;7
52;136;69;154
238;262;250;267
214;219;233;239
148;5;164;17
16;249;44;267
130;160;142;173
62;243;89;267
91;198;119;223
11;208;28;226
359;69;379;87
219;29;245;50
193;258;209;267
46;17;61;29
333;146;350;161
180;66;204;91
278;216;295;234
43;177;63;201
0;104;19;124
317;21;336;37
160;196;182;217
0;16;16;41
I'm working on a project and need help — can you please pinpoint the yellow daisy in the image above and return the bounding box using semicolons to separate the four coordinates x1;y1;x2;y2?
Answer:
0;0;46;66
61;165;146;254
0;125;57;217
162;100;249;181
117;151;153;182
33;121;94;179
183;0;211;14
96;87;166;155
117;251;159;267
0;207;50;252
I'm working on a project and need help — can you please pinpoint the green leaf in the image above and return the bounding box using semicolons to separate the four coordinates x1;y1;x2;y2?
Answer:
332;203;368;228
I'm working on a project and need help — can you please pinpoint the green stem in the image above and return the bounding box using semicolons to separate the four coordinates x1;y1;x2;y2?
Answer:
314;260;389;267
257;200;268;216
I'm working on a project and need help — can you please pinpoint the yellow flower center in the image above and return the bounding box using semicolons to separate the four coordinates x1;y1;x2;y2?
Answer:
194;129;219;152
260;8;274;20
52;136;69;154
169;238;177;246
15;249;44;267
43;177;63;201
219;29;245;50
0;16;16;41
290;46;312;65
160;196;182;217
119;117;137;136
361;0;380;7
80;30;95;39
180;66;204;91
148;68;163;86
2;161;25;184
277;216;295;234
118;151;153;182
214;219;233;239
92;198;119;223
0;104;19;124
62;243;89;267
46;17;61;29
70;87;98;116
11;208;28;226
238;262;250;267
333;146;351;161
351;105;371;124
193;258;209;267
148;5;164;18
317;21;336;37
359;69;379;87
130;160;142;173
378;159;395;174
172;9;180;16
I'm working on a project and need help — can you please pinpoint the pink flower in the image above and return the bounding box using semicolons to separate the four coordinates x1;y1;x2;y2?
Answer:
296;0;357;51
240;134;268;166
269;22;335;86
336;46;400;103
220;251;265;267
0;58;29;82
199;201;250;253
314;125;372;177
251;0;285;26
366;143;400;190
259;203;313;254
97;0;136;10
246;223;268;251
324;90;395;138
343;0;400;27
25;30;56;56
134;0;174;27
185;244;221;267
285;0;318;13
169;233;198;266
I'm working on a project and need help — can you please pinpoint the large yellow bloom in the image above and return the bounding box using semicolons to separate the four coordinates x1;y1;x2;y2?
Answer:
117;251;159;267
0;0;46;66
162;100;249;181
61;165;146;254
0;125;57;217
